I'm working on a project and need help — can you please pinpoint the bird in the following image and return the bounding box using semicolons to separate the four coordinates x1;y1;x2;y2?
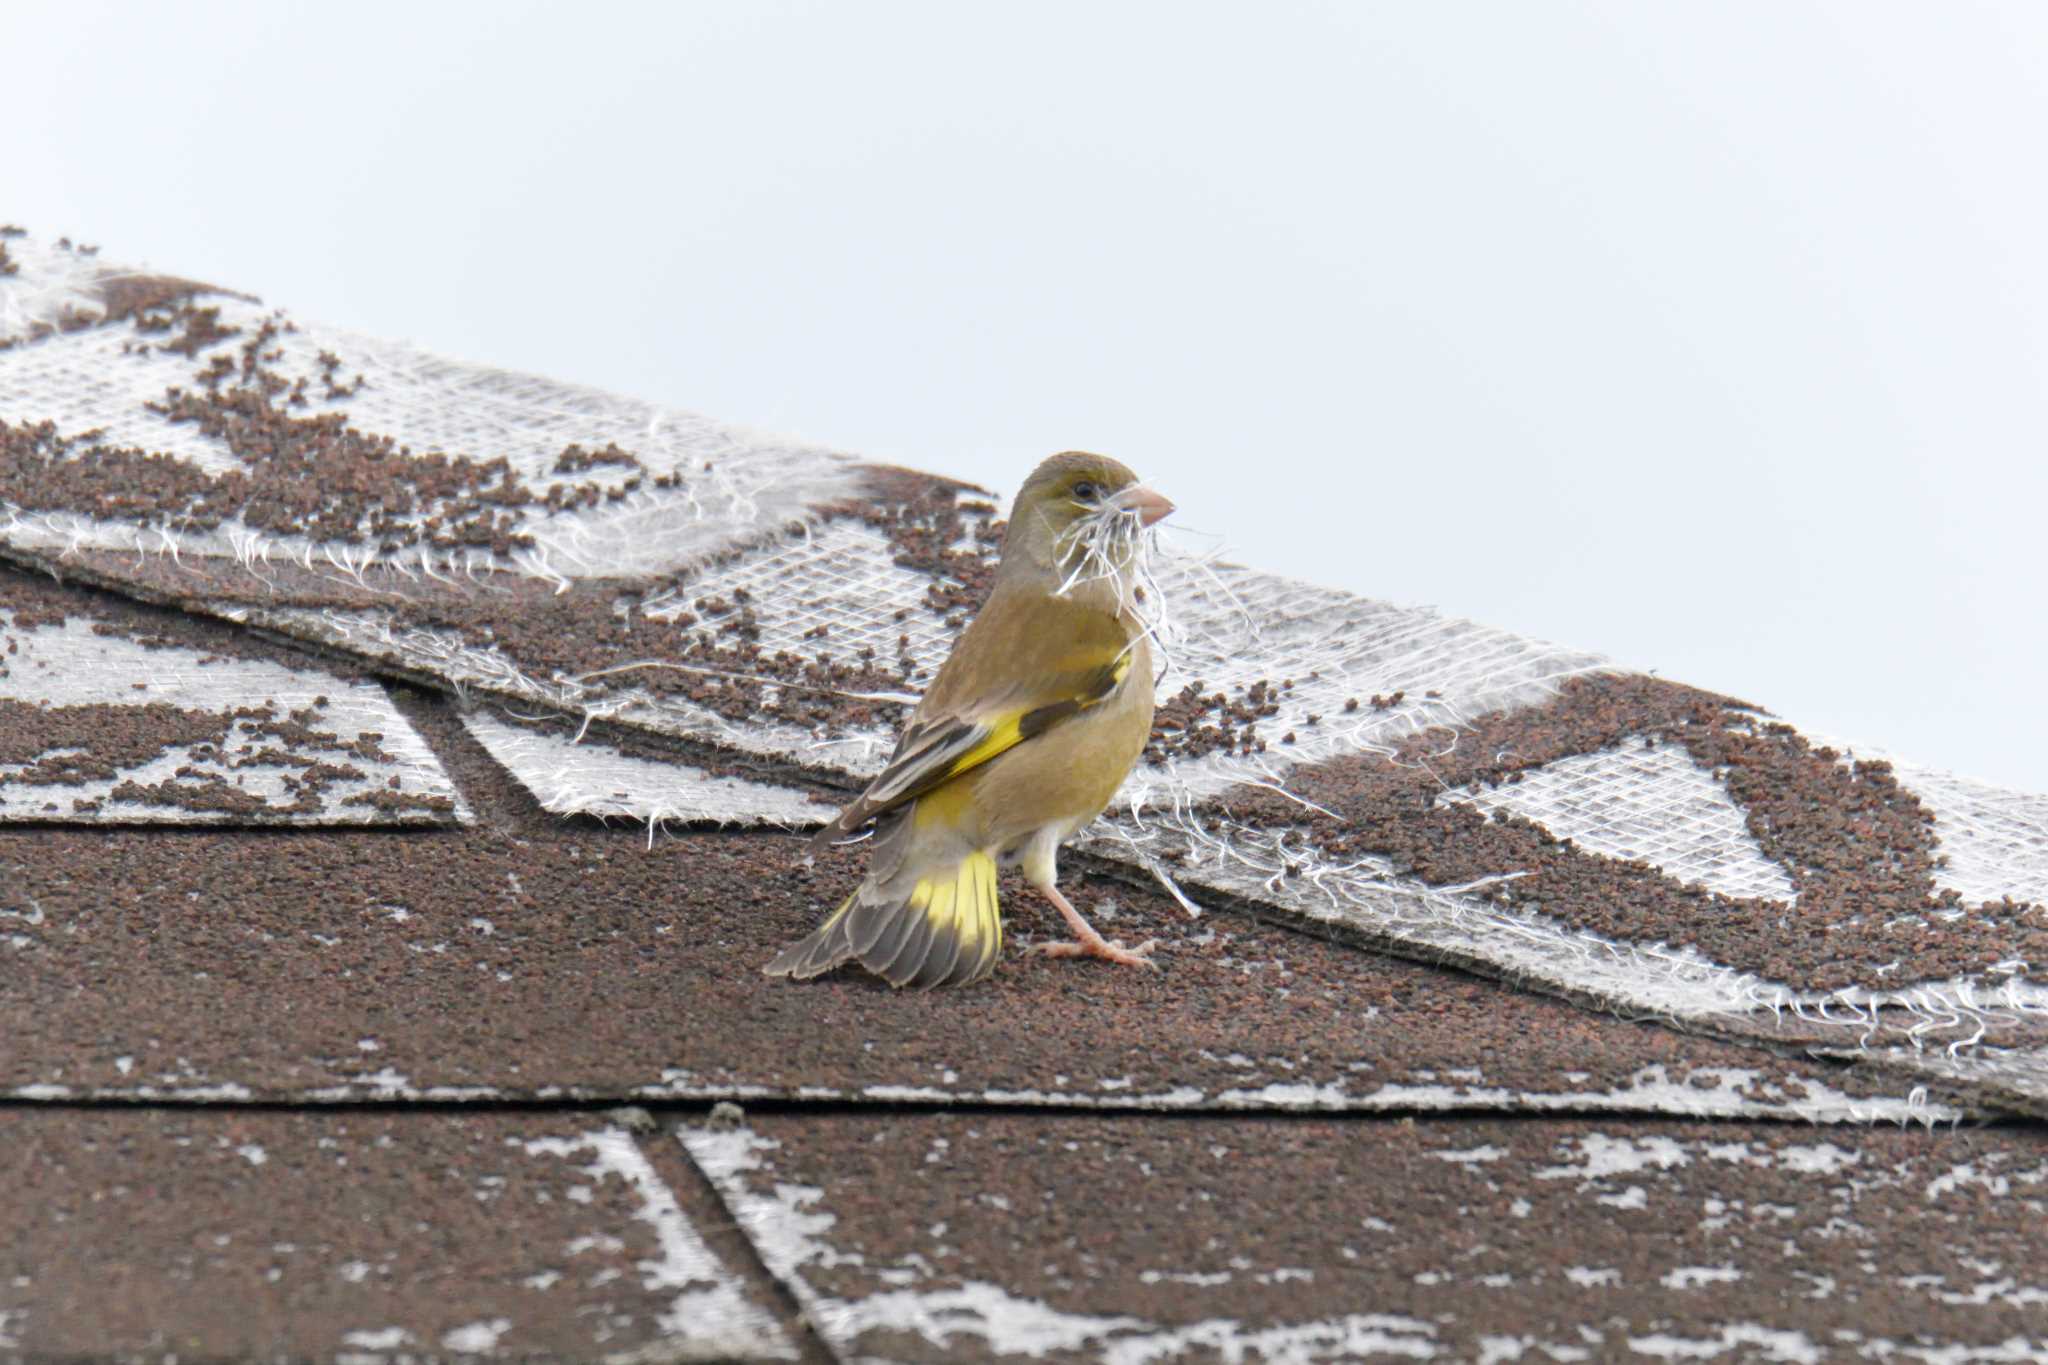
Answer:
763;451;1174;989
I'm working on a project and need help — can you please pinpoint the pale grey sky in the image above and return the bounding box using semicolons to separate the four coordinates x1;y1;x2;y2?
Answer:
8;1;2045;789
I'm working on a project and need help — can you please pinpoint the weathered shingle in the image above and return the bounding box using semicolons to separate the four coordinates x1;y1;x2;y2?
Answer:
0;1110;795;1360
684;1112;2048;1362
0;571;463;825
3;226;2045;1355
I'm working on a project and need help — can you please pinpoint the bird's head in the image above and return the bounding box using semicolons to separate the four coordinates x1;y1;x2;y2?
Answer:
1001;452;1173;590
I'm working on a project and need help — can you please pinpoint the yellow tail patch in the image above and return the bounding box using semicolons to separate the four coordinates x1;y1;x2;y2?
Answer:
762;851;1004;989
889;851;1002;988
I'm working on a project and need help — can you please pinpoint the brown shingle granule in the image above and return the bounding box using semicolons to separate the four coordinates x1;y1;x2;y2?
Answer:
1215;673;2048;992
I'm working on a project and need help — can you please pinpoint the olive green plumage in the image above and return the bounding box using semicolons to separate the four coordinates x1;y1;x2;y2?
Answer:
764;452;1174;989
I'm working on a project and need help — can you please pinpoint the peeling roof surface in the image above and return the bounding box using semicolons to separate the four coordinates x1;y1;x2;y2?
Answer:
2;228;2046;1360
0;572;463;825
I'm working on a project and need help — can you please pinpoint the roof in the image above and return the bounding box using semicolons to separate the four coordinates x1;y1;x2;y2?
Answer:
1;227;2044;1360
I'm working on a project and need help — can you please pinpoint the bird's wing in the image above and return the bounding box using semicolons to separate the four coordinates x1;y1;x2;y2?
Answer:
812;588;1139;846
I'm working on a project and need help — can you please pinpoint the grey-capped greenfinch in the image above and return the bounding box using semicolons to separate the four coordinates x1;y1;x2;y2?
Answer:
764;452;1173;989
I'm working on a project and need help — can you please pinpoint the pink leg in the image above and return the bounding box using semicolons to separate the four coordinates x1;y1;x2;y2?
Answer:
1029;882;1159;969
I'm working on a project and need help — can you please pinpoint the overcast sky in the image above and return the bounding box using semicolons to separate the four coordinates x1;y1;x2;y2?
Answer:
8;1;2045;790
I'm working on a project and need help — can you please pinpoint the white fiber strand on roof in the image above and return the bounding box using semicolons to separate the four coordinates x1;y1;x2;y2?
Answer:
1885;1044;2048;1106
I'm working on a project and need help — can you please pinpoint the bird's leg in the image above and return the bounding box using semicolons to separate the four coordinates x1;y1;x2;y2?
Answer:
1029;881;1159;969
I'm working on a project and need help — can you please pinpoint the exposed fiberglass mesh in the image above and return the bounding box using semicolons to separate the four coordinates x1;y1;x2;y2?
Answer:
0;233;864;587
461;709;825;830
1852;749;2048;910
3;230;2044;1088
1441;738;1798;903
0;608;463;825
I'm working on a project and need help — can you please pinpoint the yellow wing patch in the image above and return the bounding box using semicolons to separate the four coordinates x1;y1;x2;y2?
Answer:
919;650;1134;792
813;647;1136;849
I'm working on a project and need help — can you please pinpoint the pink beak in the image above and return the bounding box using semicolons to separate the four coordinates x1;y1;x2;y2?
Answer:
1116;484;1175;528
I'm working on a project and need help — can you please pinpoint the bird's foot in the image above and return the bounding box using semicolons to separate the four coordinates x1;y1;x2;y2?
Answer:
1030;934;1160;969
1030;882;1161;968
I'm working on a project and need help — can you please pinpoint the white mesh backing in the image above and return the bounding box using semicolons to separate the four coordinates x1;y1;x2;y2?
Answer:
658;525;1614;805
1125;558;1613;806
463;710;825;830
1894;763;2048;908
0;315;243;470
1442;738;1798;903
643;518;960;664
1773;727;2048;911
242;604;904;784
0;236;111;344
0;247;864;587
0;613;465;825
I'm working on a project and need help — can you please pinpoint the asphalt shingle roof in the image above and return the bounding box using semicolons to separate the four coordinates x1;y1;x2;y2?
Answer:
2;228;2045;1360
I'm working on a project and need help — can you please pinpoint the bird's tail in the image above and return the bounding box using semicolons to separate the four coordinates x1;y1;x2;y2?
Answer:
762;851;1002;989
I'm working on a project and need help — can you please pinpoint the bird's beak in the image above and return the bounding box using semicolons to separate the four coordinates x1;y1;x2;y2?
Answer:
1115;484;1175;528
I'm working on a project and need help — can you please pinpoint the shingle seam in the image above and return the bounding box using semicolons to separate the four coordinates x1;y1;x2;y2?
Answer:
647;1125;845;1365
0;1089;2000;1128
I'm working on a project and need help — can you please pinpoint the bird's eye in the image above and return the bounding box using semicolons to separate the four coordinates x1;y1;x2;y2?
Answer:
1072;481;1099;503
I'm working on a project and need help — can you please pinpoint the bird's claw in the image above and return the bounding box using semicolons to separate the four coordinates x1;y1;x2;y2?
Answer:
1031;936;1161;969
